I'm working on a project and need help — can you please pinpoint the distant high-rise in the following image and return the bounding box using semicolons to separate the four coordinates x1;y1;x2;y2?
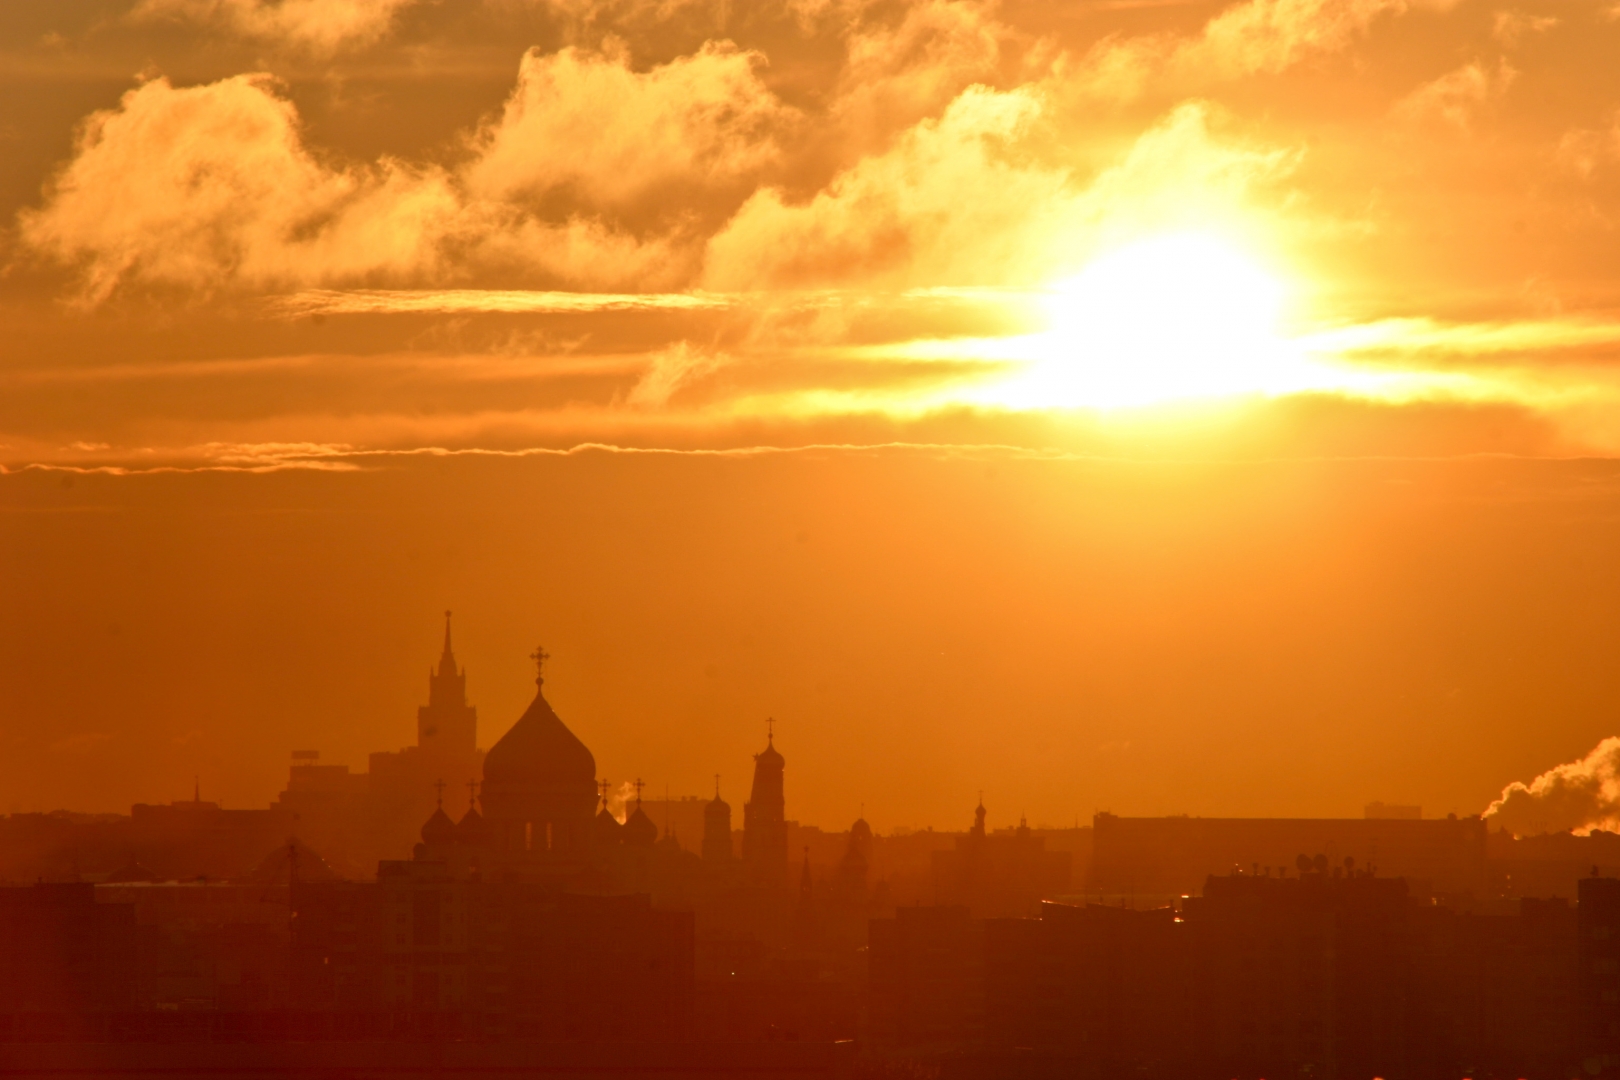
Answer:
364;614;486;862
419;612;477;755
743;726;787;887
703;779;732;864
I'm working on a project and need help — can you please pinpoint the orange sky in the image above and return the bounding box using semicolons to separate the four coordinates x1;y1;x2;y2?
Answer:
3;0;1620;827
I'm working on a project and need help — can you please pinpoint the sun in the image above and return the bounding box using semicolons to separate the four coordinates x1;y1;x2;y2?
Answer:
999;232;1311;410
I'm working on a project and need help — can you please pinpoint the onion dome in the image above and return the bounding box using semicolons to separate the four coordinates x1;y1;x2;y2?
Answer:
456;804;489;847
483;676;595;789
595;805;624;847
623;805;658;847
421;806;457;848
754;733;784;768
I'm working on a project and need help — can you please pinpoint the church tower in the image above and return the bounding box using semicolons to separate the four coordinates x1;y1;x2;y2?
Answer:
479;647;598;870
703;777;732;865
742;723;788;888
419;612;477;755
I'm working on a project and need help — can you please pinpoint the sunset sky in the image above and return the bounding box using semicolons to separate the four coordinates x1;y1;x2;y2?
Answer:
4;0;1620;829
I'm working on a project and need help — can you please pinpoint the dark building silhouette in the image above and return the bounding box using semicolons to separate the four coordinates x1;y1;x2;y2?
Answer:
1582;874;1620;1075
1091;811;1489;899
743;728;787;888
0;884;136;1016
290;876;692;1036
868;905;986;1050
932;800;1071;917
870;864;1593;1079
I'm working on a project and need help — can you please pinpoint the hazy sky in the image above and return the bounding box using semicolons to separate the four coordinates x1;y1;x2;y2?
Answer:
3;0;1620;827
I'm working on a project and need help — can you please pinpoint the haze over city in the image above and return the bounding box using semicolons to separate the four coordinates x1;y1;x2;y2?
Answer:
5;0;1620;837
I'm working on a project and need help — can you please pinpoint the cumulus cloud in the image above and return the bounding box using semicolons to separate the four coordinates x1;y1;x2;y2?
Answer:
464;40;794;209
1393;59;1516;129
703;91;1293;289
18;75;457;301
831;0;1008;140
129;0;417;53
18;39;796;300
1184;0;1405;78
1071;0;1407;102
1486;736;1620;836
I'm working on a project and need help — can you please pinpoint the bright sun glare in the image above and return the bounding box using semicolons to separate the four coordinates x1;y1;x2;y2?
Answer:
880;231;1478;414
1016;233;1306;409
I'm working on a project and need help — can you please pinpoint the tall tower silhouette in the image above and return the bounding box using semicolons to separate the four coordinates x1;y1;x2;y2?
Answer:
743;722;788;888
419;611;477;755
703;776;732;865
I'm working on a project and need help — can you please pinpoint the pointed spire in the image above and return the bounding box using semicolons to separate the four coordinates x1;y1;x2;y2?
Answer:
439;611;455;673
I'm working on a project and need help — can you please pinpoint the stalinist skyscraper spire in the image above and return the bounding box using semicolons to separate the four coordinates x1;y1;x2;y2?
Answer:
419;611;477;754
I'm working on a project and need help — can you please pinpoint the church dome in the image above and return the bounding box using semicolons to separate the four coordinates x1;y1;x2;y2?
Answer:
754;736;784;768
421;806;457;848
623;805;658;847
456;805;489;846
595;806;624;847
483;683;596;789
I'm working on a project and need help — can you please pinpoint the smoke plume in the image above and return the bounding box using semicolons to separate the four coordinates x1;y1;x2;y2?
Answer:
1484;736;1620;836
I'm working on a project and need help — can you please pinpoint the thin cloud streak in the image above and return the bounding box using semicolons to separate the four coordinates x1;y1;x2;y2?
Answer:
272;289;737;317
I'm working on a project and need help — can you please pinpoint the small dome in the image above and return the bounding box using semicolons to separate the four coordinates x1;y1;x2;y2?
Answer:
595;806;624;847
421;806;457;847
456;805;489;846
483;684;596;789
623;806;658;847
850;817;872;841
